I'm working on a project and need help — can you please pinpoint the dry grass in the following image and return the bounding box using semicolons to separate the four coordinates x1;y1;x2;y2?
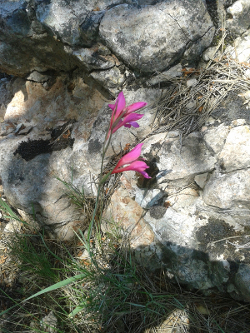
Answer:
1;188;250;333
152;33;250;137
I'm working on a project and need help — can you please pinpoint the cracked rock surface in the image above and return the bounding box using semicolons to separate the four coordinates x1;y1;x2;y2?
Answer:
1;0;250;303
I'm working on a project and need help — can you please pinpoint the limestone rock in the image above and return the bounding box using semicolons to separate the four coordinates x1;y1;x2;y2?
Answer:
0;1;77;76
219;125;250;172
99;1;214;73
225;30;250;63
203;169;250;217
226;0;250;36
143;132;216;183
73;45;115;71
203;123;230;154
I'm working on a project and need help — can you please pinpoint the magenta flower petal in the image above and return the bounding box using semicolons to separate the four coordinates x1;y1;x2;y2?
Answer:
112;160;151;178
107;92;146;140
117;160;149;172
112;113;143;134
115;143;143;169
139;171;151;179
111;143;151;179
124;121;140;128
108;104;115;110
126;102;147;114
108;91;126;118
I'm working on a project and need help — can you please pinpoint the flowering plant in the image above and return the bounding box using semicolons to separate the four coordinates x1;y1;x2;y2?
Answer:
107;91;147;138
88;91;149;242
111;143;150;179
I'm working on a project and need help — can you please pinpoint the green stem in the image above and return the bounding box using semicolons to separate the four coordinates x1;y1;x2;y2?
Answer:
87;131;113;254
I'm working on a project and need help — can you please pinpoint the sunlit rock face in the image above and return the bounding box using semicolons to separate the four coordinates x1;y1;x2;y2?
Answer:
1;0;250;302
99;1;214;73
0;0;214;94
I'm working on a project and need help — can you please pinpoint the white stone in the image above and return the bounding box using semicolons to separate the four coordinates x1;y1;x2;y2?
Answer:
194;173;208;189
4;219;22;233
225;31;250;63
202;46;220;61
203;123;230;154
135;189;165;209
227;0;243;16
244;69;250;79
40;311;57;333
186;78;198;87
219;125;250;172
203;169;250;212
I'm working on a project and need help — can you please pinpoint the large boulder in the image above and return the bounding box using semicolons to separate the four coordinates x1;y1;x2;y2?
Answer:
0;75;159;240
107;114;250;302
0;0;214;94
99;1;215;73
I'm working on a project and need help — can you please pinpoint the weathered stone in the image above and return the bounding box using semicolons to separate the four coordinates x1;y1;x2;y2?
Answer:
143;132;216;183
135;189;165;209
99;1;214;73
203;169;250;217
225;30;250;63
79;10;105;47
0;1;77;76
104;185;160;268
40;311;57;333
0;81;156;240
4;76;106;132
90;66;126;95
234;264;250;302
146;64;183;86
226;0;250;36
0;77;13;122
73;45;115;71
219;125;250;172
194;173;208;189
26;71;51;83
202;46;221;62
203;123;230;154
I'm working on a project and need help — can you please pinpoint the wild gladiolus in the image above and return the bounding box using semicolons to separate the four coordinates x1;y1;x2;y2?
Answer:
107;92;147;138
111;143;151;179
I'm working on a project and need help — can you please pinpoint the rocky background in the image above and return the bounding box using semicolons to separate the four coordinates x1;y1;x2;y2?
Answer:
1;0;250;303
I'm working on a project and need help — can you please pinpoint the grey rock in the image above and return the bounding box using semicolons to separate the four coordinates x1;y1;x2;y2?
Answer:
203;169;250;216
226;0;250;36
40;311;57;333
135;189;165;209
0;122;15;136
0;1;77;76
0;76;13;122
73;46;115;71
194;173;208;189
202;46;221;62
225;30;250;63
27;71;51;83
186;78;198;87
234;264;250;302
146;64;183;86
99;1;214;73
35;0;125;46
0;81;155;239
143;132;216;183
203;123;230;154
79;11;105;47
219;125;250;172
90;66;126;94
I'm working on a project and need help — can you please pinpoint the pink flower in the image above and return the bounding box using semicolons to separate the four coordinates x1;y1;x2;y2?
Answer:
111;143;151;179
107;92;147;137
